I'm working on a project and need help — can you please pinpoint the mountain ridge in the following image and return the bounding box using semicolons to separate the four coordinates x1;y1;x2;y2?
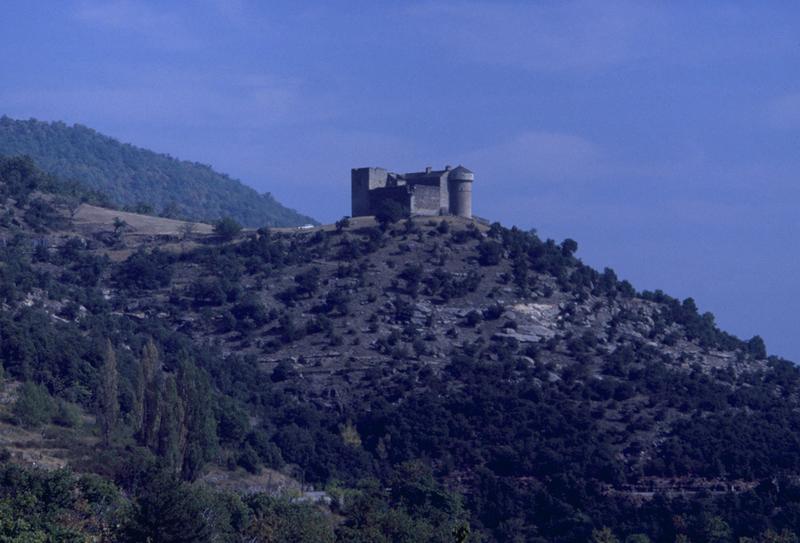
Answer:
0;116;316;227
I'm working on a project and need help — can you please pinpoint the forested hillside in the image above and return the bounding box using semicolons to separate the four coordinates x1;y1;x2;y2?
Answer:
0;116;315;227
2;157;800;542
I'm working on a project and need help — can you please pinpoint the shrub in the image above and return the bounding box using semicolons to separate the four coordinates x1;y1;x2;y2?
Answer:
53;400;81;428
13;382;55;427
214;217;243;241
483;303;504;321
465;310;483;327
114;249;174;290
335;216;351;232
245;495;335;543
271;361;297;382
247;431;284;469
375;199;406;228
238;445;262;474
232;300;269;326
24;198;65;232
477;240;503;266
323;290;350;315
294;268;320;297
561;238;578;257
747;335;767;359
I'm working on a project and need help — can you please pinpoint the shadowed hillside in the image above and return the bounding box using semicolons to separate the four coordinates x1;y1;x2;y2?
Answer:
3;156;800;542
0;116;316;227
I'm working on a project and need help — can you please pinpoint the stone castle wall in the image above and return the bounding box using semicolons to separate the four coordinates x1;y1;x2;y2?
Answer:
410;184;441;215
351;166;472;219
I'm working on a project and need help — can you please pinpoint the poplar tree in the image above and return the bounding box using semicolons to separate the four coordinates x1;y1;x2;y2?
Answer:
98;339;119;446
176;357;218;481
157;375;184;473
138;339;161;448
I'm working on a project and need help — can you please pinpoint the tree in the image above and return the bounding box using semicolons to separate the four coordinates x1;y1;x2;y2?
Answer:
13;381;54;428
176;358;218;481
112;216;127;235
121;472;218;543
747;335;767;359
138;339;161;448
340;420;362;448
98;339;120;446
214;217;242;241
592;528;620;543
335;216;351;232
53;399;81;428
271;361;297;382
245;495;335;543
162;201;180;219
115;248;174;290
157;375;184;473
744;530;800;543
374;199;406;228
294;268;320;297
702;516;732;543
56;194;82;220
178;222;196;241
561;238;578;257
477;240;502;266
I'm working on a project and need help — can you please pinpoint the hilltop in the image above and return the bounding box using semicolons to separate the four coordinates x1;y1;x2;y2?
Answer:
1;156;800;542
0;116;316;227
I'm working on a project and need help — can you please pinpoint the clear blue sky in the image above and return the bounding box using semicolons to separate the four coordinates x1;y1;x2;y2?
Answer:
2;1;800;360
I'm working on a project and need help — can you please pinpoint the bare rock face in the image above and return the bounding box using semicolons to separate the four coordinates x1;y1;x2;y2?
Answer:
500;303;560;342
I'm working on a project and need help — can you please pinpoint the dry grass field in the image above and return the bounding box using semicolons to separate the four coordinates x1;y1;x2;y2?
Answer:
73;204;214;236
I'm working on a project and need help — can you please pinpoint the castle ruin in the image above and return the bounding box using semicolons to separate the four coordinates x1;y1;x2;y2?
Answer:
351;165;473;219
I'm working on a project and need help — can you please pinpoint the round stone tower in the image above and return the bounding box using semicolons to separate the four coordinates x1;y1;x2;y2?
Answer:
447;165;474;218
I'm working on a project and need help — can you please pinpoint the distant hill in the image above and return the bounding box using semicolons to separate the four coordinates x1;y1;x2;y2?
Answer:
0;116;316;227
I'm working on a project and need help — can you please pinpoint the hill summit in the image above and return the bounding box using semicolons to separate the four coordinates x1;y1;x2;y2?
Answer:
0;116;315;227
2;156;800;542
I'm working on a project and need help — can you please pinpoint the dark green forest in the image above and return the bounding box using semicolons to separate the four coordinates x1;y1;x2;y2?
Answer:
2;156;800;542
0;116;315;227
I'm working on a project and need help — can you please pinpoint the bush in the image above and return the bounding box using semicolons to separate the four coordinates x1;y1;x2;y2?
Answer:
465;310;483;327
477;240;503;266
115;249;174;290
294;268;320;297
335;216;351;232
24;198;65;232
248;431;284;469
231;300;269;327
374;199;406;228
246;495;335;543
13;382;55;427
747;335;767;359
561;238;578;257
121;472;219;543
238;445;262;474
271;361;297;382
214;217;243;241
53;400;81;428
483;303;504;321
